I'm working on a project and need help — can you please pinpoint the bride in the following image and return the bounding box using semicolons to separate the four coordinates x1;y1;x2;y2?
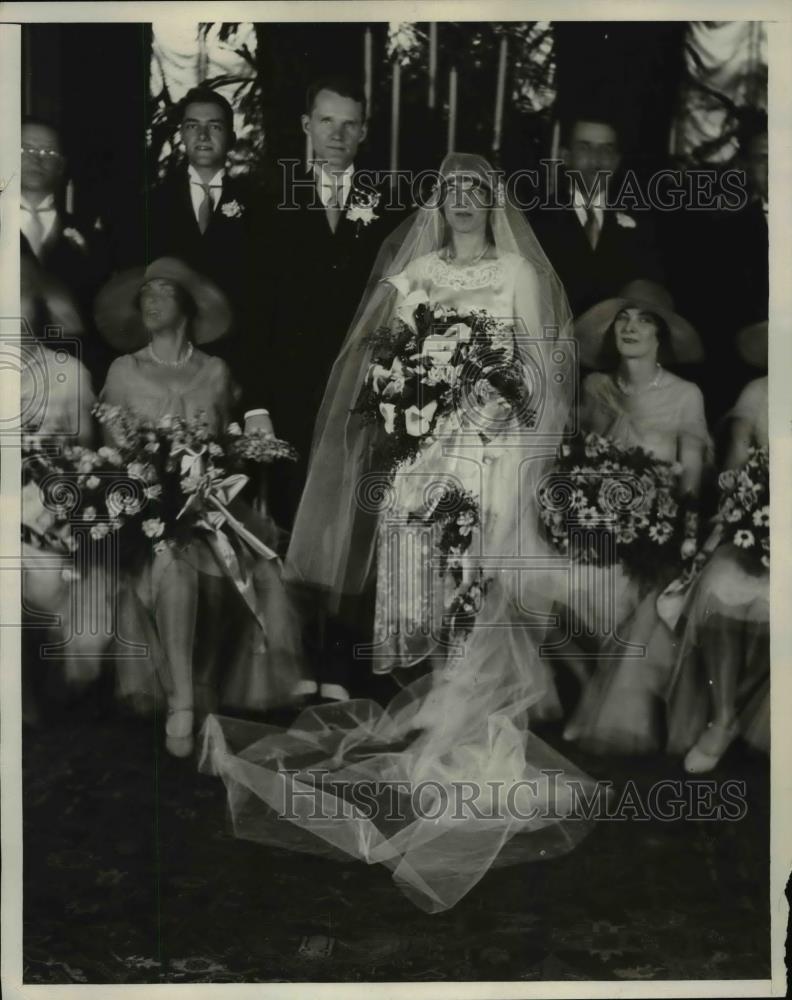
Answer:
202;154;595;913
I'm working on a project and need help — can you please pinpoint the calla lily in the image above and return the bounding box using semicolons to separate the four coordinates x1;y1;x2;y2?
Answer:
405;401;438;437
379;402;397;434
397;290;430;332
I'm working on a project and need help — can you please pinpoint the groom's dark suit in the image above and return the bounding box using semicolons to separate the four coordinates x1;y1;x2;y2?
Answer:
266;167;404;524
147;168;266;412
266;165;405;696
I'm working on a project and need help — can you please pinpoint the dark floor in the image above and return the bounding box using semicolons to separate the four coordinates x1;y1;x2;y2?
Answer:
22;689;770;985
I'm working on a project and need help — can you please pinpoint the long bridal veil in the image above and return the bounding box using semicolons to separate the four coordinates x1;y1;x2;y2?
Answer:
200;154;598;913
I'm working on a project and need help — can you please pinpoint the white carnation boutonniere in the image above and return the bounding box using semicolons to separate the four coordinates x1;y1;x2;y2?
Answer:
615;212;637;229
346;189;381;228
63;227;87;250
221;200;244;219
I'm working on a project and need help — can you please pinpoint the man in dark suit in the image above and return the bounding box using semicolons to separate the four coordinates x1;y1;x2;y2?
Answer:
532;116;664;317
267;76;404;523
146;87;267;417
20;119;111;387
266;75;405;703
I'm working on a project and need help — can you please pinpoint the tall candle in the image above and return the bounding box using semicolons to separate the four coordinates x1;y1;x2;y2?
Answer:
364;27;373;113
391;60;401;173
428;23;438;109
493;35;508;153
305;133;313;170
550;118;560;161
447;67;458;153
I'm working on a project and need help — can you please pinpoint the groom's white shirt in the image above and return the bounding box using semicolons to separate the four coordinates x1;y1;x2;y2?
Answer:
311;161;354;208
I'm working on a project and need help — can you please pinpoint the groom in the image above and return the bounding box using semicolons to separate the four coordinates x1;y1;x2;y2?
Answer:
266;75;403;520
267;75;405;702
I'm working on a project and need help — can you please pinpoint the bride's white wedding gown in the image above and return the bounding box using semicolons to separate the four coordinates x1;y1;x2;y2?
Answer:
201;247;595;913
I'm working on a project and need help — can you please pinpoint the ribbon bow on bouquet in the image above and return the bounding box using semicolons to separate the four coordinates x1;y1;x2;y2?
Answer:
173;444;278;633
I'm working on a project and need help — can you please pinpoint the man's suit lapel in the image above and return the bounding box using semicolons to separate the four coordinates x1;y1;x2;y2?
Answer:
176;173;202;240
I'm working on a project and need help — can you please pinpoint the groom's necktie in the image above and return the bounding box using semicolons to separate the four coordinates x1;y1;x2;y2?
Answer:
325;180;343;234
584;205;601;251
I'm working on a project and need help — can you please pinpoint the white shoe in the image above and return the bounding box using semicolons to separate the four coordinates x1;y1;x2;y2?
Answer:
292;679;318;698
320;683;350;702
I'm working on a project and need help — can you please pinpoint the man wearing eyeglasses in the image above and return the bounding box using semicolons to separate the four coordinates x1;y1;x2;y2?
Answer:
20;118;110;384
532;115;664;317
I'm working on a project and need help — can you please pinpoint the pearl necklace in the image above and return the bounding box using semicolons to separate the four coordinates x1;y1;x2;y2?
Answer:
444;243;491;268
617;363;663;396
147;342;194;368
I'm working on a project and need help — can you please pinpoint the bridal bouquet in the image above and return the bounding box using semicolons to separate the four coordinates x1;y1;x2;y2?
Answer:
717;445;769;571
22;407;297;560
407;482;488;636
538;433;697;583
354;291;536;472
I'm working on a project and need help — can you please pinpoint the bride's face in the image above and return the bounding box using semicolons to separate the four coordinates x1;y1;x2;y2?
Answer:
442;180;490;237
614;307;661;362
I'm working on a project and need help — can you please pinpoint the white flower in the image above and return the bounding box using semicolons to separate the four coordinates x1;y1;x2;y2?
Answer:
761;553;770;569
347;203;378;226
649;521;673;544
681;538;698;560
85;476;100;490
615;212;637;229
63;226;87;249
396;290;430;331
97;446;123;466
226;422;242;436
90;523;111;540
404;401;438;437
83;506;97;522
578;506;600;528
347;191;381;226
734;529;755;549
752;505;770;528
142;518;165;539
378;402;396;435
220;200;243;219
145;484;163;501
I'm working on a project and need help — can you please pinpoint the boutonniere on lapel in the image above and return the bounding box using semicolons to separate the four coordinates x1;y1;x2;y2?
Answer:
63;227;87;250
346;189;381;231
220;200;244;219
615;212;637;229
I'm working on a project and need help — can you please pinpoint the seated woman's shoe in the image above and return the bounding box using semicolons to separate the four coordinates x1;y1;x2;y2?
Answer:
683;719;739;774
165;707;195;758
320;683;350;703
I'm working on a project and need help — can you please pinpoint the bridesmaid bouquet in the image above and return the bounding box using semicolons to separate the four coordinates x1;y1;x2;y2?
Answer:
538;433;697;584
354;292;535;472
717;445;770;571
22;406;297;560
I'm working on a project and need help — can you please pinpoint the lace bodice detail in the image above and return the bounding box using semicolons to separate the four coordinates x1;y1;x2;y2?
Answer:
388;251;523;319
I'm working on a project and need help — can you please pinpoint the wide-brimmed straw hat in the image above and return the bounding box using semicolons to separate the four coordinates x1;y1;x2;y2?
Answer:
94;257;231;353
735;319;768;368
574;280;704;369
